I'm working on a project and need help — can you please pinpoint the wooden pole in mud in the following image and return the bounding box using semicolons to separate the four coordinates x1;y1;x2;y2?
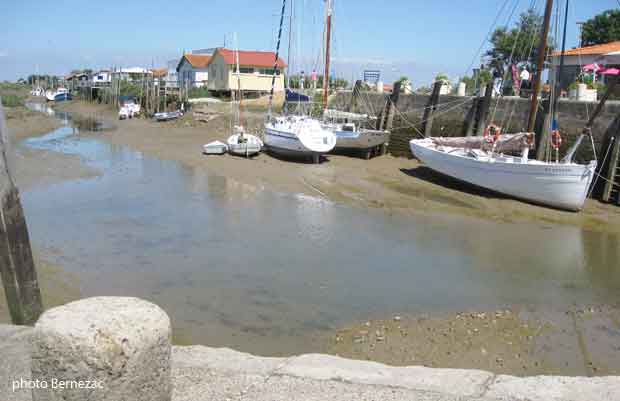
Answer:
475;80;495;136
423;81;442;137
0;100;43;325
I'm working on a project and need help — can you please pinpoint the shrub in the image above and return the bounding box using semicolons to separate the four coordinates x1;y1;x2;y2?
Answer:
1;94;25;107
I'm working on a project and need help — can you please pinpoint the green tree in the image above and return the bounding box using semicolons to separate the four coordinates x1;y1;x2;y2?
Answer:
581;9;620;46
486;9;552;69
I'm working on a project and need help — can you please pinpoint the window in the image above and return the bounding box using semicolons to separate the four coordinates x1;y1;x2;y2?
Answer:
239;67;254;74
259;68;279;75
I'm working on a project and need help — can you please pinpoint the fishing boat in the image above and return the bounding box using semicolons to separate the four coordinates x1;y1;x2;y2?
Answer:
263;0;336;163
409;134;596;211
409;0;598;212
226;36;263;158
118;98;141;120
46;88;69;102
154;110;183;122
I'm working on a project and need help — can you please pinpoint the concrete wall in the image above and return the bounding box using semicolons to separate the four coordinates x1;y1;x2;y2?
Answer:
333;92;620;163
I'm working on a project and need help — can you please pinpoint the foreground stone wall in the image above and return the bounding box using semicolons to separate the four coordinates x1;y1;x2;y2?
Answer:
333;92;620;163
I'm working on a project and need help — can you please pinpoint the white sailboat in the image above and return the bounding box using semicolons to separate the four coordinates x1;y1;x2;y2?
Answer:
227;35;263;158
263;0;336;163
322;109;390;158
319;0;391;158
409;135;596;211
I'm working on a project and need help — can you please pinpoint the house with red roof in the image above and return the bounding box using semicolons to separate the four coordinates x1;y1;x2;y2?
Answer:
552;41;620;90
207;48;287;94
177;54;212;88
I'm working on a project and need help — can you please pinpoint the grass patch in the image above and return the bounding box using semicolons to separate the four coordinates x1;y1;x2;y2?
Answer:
1;94;25;107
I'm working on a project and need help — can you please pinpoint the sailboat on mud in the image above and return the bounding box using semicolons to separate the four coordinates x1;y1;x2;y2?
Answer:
319;0;391;158
410;0;597;211
227;37;263;157
263;0;336;164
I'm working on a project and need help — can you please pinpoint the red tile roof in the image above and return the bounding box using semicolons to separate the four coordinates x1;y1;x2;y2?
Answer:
182;54;212;69
215;48;287;68
553;41;620;56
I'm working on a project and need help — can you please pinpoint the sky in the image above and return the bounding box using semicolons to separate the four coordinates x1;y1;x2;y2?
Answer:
0;0;618;85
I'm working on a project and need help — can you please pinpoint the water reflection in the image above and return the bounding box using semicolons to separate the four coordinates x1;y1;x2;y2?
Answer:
15;105;620;354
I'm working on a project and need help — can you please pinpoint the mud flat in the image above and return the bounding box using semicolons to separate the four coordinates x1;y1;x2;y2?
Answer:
55;100;620;234
327;305;620;377
5;104;100;190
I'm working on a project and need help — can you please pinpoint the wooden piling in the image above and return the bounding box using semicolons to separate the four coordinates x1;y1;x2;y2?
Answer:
422;81;442;137
602;136;620;204
475;81;494;136
464;97;479;137
0;101;43;325
382;81;402;132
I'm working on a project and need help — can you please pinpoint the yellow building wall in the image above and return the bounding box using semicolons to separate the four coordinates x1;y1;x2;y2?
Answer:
208;53;285;92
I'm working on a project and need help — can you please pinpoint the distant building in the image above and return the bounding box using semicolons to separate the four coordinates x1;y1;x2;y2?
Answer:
111;67;152;82
92;70;111;86
552;41;620;90
166;59;180;88
176;54;212;88
207;48;286;94
65;72;91;90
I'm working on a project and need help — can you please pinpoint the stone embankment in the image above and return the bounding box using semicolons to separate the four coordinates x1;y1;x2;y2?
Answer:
1;297;618;401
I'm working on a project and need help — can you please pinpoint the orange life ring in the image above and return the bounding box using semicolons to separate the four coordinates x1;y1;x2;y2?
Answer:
525;133;534;146
551;130;562;150
483;124;501;144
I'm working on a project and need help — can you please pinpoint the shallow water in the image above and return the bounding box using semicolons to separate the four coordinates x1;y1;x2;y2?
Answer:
18;103;620;355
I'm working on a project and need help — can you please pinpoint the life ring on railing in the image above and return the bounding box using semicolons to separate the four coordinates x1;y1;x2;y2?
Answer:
483;124;501;144
551;130;562;150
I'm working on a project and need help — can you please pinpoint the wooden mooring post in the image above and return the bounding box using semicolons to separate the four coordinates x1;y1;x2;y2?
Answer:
422;81;442;137
0;101;43;325
602;136;620;205
475;80;494;136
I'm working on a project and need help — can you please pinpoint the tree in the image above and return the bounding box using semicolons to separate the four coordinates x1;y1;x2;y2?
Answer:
581;9;620;46
486;9;552;70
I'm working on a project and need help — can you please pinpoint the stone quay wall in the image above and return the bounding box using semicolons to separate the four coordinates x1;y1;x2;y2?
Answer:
332;92;620;163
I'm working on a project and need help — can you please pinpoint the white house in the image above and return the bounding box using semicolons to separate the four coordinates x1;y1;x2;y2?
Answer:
207;48;286;94
111;67;152;82
177;54;211;88
92;70;111;86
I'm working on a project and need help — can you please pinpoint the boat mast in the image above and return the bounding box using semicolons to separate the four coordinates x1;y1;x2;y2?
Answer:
552;0;569;127
235;33;244;137
286;0;294;90
526;0;554;133
267;0;288;118
322;0;333;112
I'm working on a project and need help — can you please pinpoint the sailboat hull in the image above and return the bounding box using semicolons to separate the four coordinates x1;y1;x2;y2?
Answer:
410;139;596;211
227;134;263;156
264;117;336;159
333;129;390;150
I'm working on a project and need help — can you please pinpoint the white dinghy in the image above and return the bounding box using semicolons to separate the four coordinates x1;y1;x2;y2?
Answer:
228;126;263;157
226;35;263;158
202;140;228;155
410;134;596;211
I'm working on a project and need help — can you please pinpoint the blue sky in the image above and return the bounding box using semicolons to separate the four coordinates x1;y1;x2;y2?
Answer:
0;0;617;85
